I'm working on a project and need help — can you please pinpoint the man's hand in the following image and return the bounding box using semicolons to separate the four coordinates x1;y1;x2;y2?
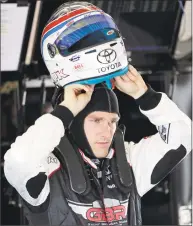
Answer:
114;65;148;99
60;84;94;116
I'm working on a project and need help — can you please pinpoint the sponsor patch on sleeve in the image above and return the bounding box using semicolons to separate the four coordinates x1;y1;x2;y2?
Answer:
47;153;61;177
157;124;170;144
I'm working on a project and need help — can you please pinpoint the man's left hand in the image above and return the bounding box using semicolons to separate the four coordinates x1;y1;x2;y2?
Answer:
114;65;148;99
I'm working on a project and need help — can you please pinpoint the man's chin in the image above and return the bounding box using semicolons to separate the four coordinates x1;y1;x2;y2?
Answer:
92;147;109;158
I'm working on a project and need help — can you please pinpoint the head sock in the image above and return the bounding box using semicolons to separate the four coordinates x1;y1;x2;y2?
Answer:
68;83;120;158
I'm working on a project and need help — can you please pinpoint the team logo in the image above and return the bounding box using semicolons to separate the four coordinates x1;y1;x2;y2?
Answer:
86;205;126;222
97;49;117;64
67;198;128;223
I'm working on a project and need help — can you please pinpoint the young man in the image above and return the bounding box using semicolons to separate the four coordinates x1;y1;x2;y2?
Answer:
4;66;191;226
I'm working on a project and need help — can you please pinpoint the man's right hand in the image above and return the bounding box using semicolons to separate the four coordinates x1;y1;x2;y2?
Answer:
59;84;94;116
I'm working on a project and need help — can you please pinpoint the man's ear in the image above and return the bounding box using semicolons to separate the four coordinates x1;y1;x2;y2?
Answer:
51;86;64;108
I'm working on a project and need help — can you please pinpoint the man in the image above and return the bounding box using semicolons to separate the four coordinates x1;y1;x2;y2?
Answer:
4;65;191;226
4;1;192;225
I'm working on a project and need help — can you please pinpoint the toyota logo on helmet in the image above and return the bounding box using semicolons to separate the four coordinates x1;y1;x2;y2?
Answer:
97;49;117;64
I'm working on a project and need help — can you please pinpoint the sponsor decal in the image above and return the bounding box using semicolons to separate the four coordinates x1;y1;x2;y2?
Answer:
69;55;80;62
107;30;115;35
105;165;111;176
47;156;58;164
51;69;70;84
74;63;84;71
67;198;128;224
97;62;121;74
97;49;117;64
86;205;126;222
157;124;170;144
104;165;114;185
47;43;56;58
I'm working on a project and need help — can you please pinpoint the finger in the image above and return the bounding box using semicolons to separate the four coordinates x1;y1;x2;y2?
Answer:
128;71;146;89
129;65;137;74
128;69;145;87
129;65;140;77
114;77;126;88
114;77;126;91
67;84;90;92
120;74;130;82
114;76;124;83
127;72;137;82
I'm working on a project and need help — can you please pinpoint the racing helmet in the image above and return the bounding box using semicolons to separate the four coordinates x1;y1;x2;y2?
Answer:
41;1;128;89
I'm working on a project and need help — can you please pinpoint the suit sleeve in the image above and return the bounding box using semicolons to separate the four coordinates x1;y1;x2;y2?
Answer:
125;87;192;197
4;106;74;206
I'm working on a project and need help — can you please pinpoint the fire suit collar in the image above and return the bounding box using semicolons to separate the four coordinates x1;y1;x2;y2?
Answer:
78;148;115;169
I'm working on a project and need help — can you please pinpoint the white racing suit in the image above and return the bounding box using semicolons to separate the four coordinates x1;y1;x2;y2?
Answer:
4;88;192;226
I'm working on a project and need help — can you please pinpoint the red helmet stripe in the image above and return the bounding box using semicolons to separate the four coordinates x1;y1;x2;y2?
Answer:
42;8;99;38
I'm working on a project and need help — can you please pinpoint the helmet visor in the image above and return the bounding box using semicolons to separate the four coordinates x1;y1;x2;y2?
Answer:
54;13;120;56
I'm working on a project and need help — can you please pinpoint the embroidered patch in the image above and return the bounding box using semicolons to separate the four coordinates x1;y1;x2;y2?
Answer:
47;153;60;177
47;156;58;164
157;124;170;143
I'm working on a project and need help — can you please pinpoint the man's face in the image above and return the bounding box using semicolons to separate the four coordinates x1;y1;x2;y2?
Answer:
84;111;119;158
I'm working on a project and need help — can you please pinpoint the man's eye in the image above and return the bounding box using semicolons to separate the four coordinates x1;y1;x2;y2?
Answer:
111;120;117;124
94;119;101;123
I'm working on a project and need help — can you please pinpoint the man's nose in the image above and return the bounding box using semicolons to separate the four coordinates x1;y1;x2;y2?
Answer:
101;121;113;133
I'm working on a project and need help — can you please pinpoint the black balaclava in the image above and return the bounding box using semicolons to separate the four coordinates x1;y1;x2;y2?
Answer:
68;83;120;158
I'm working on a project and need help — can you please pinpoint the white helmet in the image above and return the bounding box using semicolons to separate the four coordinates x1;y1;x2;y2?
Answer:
41;1;128;88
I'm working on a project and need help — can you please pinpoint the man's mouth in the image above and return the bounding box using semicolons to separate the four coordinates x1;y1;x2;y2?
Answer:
96;142;110;148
